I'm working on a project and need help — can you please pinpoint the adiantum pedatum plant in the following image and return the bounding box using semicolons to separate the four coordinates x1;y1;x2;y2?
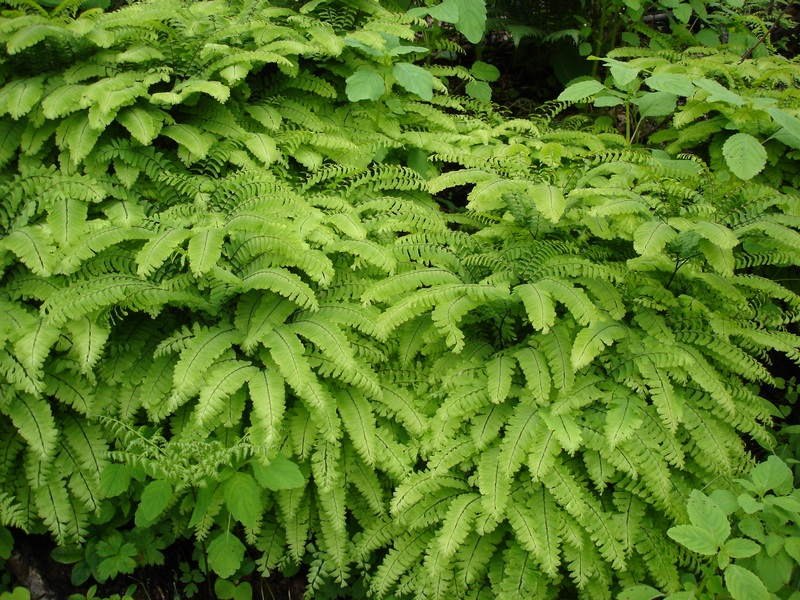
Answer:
1;0;800;598
620;455;800;600
557;48;800;186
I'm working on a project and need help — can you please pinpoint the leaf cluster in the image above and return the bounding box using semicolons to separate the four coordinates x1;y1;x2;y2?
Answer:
0;1;799;599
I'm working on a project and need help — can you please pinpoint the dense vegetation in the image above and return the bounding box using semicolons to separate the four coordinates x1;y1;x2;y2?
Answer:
0;0;799;598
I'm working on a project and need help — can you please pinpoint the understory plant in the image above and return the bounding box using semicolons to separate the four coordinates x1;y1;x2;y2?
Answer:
622;455;800;600
0;0;799;599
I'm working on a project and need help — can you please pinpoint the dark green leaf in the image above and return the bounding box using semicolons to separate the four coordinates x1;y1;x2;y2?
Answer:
724;565;769;600
465;80;491;102
207;530;245;579
0;526;12;560
667;524;720;555
470;61;500;82
749;456;793;495
252;455;305;491
557;80;606;102
345;71;385;102
135;480;173;527
393;63;434;101
223;472;262;528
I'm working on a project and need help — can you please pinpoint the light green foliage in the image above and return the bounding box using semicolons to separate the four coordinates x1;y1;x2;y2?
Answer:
0;0;799;598
623;455;800;599
559;48;800;185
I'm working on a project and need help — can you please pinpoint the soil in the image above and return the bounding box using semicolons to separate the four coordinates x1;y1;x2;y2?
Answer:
4;533;308;600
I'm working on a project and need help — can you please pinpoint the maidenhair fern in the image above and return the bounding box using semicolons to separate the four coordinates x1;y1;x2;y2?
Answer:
1;0;799;597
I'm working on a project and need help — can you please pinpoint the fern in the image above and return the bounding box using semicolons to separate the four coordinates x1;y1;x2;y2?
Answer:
2;0;799;596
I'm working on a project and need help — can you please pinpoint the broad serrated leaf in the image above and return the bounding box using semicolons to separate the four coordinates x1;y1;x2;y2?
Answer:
644;73;695;96
767;107;800;148
223;472;261;528
667;524;719;555
557;79;606;102
694;78;744;106
393;63;434;101
253;454;305;491
453;0;487;43
687;490;730;545
346;70;385;102
722;133;766;180
207;530;246;579
135;480;172;527
724;565;769;600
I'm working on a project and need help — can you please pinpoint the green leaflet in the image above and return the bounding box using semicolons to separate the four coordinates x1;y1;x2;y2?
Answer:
0;76;45;119
187;228;226;277
207;529;246;579
4;393;58;460
135;228;191;277
160;124;214;160
171;326;241;405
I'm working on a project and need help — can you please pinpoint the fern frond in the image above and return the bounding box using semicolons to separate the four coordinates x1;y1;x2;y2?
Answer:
344;444;385;515
263;325;339;442
168;325;241;409
362;268;463;305
3;392;58;460
34;472;85;545
241;267;319;311
1;226;56;276
336;388;379;467
538;324;575;392
369;529;434;598
495;540;551;599
135;228;191;277
192;359;257;431
44;367;94;415
13;318;60;376
509;348;549;407
317;482;350;583
247;361;285;455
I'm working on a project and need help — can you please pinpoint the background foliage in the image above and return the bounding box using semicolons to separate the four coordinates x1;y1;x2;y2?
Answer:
0;0;799;598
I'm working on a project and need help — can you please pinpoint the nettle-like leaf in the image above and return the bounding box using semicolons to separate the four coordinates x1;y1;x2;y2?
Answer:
722;133;767;180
